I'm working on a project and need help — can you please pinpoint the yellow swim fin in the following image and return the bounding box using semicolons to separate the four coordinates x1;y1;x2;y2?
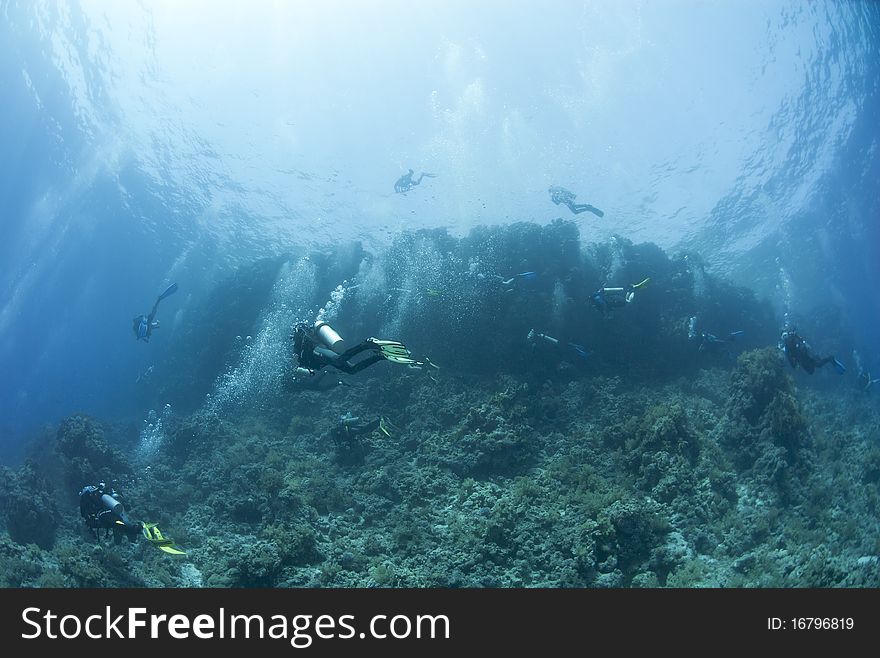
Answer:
379;417;399;437
142;523;187;555
383;354;419;364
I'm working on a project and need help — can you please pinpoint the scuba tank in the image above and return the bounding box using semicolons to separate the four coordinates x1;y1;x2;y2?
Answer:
527;329;560;346
315;321;346;354
101;493;124;516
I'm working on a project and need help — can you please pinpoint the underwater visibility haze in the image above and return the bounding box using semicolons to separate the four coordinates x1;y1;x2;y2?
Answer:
1;0;879;587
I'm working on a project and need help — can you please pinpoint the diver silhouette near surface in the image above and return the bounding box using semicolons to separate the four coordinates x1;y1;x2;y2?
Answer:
548;185;604;217
394;169;437;193
133;283;178;342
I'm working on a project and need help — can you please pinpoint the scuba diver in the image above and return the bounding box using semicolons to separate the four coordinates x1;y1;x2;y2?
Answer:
78;481;185;554
331;414;398;464
590;278;650;319
527;329;590;360
133;282;179;342
548;186;604;218
332;414;397;442
687;316;745;353
291;321;421;376
779;327;845;375
490;271;538;293
394;169;437;193
853;350;880;391
474;271;537;294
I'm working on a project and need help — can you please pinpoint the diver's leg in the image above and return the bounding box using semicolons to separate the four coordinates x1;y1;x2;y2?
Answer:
340;341;377;359
345;353;385;374
313;347;350;373
326;360;355;375
816;355;845;374
350;419;381;436
569;203;590;214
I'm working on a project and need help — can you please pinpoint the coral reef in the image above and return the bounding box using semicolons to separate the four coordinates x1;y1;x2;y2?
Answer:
3;357;878;589
54;414;131;490
0;462;60;549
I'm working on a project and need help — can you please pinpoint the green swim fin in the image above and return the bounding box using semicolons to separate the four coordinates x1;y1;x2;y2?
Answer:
367;338;405;347
381;345;412;356
383;353;419;364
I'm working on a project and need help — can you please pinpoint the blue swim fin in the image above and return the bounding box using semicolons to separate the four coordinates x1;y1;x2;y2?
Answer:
158;283;178;301
729;331;745;340
517;272;537;280
833;358;846;375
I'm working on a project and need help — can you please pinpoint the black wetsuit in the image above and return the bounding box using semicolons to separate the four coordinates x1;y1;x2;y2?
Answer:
394;169;426;193
133;298;162;341
334;418;381;440
781;331;836;374
695;332;740;353
549;186;603;216
331;417;385;464
590;287;631;318
79;484;142;542
293;328;384;375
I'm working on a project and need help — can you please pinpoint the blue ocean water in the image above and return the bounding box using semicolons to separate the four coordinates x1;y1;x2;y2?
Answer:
0;0;878;461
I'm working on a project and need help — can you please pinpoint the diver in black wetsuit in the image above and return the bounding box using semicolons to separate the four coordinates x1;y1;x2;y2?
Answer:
394;169;437;193
590;278;650;319
79;481;185;553
330;415;397;464
133;283;179;342
291;322;417;376
548;186;604;217
779;327;845;375
332;414;395;441
687;316;744;353
78;481;143;543
526;329;590;360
